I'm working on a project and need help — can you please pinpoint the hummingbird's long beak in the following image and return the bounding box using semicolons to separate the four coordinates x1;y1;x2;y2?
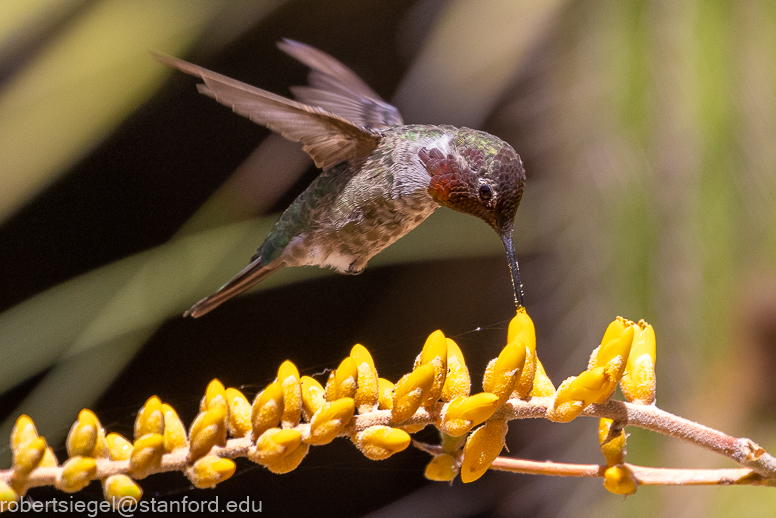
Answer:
500;230;525;309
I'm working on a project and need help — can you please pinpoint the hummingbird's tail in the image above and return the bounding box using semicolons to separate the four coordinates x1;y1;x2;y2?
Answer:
184;258;284;318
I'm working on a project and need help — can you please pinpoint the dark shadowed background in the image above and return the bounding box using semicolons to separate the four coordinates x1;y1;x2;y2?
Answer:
2;1;776;516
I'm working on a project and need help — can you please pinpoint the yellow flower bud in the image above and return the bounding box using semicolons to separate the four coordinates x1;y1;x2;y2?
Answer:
507;307;536;351
390;363;436;424
162;404;188;452
13;436;46;478
621;321;657;405
10;415;38;455
328;357;358;401
424;454;459;482
549;367;617;423
351;343;376;369
483;342;527;405
460;419;508;483
546;376;586;423
129;433;164;479
66;409;108;459
593;324;635;373
278;361;302;428
200;379;228;414
300;376;327;419
603;465;637;495
251;382;284;441
512;348;537;400
188;406;228;462
0;481;18;512
440;393;501;437
416;330;447;408
507;309;537;399
600;317;628;349
57;456;97;493
102;475;142;509
187;455;236;489
249;429;303;465
106;433;133;461
566;367;608;406
306;398;355;445
225;388;252;438
377;378;395;410
352;426;411;460
351;344;379;413
134;396;164;439
40;446;58;468
530;358;556;397
598;418;627;466
441;338;470;401
265;443;310;474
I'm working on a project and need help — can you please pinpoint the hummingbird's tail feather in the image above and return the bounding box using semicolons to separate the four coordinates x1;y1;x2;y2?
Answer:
184;258;285;318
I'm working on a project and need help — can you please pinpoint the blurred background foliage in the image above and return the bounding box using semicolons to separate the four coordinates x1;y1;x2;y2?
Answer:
1;0;776;516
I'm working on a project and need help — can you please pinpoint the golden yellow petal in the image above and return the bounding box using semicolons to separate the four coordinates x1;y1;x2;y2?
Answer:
57;456;97;493
106;432;134;461
128;433;164;479
529;358;556;397
424;454;459;482
251;382;284;441
102;475;142;508
460;419;508;483
507;307;536;353
300;376;327;419
391;363;435;424
10;415;38;455
482;342;527;405
162;404;188;452
249;428;303;465
12;436;46;478
225;388;252;439
306;398;355;445
265;443;309;474
352;426;411;460
603;465;638;495
134;396;164;439
440;338;470;401
187;455;236;489
188;406;228;462
200;378;228;414
377;378;395;410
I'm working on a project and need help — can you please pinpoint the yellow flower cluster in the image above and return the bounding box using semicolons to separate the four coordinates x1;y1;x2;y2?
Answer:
0;308;660;506
548;318;656;423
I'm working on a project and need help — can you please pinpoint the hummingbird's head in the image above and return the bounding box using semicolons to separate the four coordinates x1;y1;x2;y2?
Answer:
419;135;526;306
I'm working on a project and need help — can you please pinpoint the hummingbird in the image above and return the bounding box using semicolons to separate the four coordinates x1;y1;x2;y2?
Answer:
154;40;526;318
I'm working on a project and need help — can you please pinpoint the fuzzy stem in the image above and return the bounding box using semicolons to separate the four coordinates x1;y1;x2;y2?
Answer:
489;458;774;487
502;397;776;477
3;397;775;488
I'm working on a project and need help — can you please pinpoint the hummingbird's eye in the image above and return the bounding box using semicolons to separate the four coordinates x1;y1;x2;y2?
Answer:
478;183;493;201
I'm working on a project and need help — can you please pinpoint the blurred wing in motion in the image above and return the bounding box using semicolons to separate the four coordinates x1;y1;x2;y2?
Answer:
278;39;403;129
153;51;380;170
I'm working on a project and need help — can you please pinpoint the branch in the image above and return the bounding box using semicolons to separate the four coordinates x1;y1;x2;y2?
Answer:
489;457;774;487
502;397;776;478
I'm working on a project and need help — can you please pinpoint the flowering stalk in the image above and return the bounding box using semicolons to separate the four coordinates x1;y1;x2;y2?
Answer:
2;310;775;508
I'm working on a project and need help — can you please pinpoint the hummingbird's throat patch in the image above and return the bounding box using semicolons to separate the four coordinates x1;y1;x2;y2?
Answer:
419;147;469;205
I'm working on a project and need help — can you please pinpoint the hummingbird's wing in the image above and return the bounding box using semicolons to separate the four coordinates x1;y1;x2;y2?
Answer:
153;52;380;170
277;39;403;129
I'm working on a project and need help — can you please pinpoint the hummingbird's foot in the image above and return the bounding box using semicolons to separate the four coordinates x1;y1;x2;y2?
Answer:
344;259;366;275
